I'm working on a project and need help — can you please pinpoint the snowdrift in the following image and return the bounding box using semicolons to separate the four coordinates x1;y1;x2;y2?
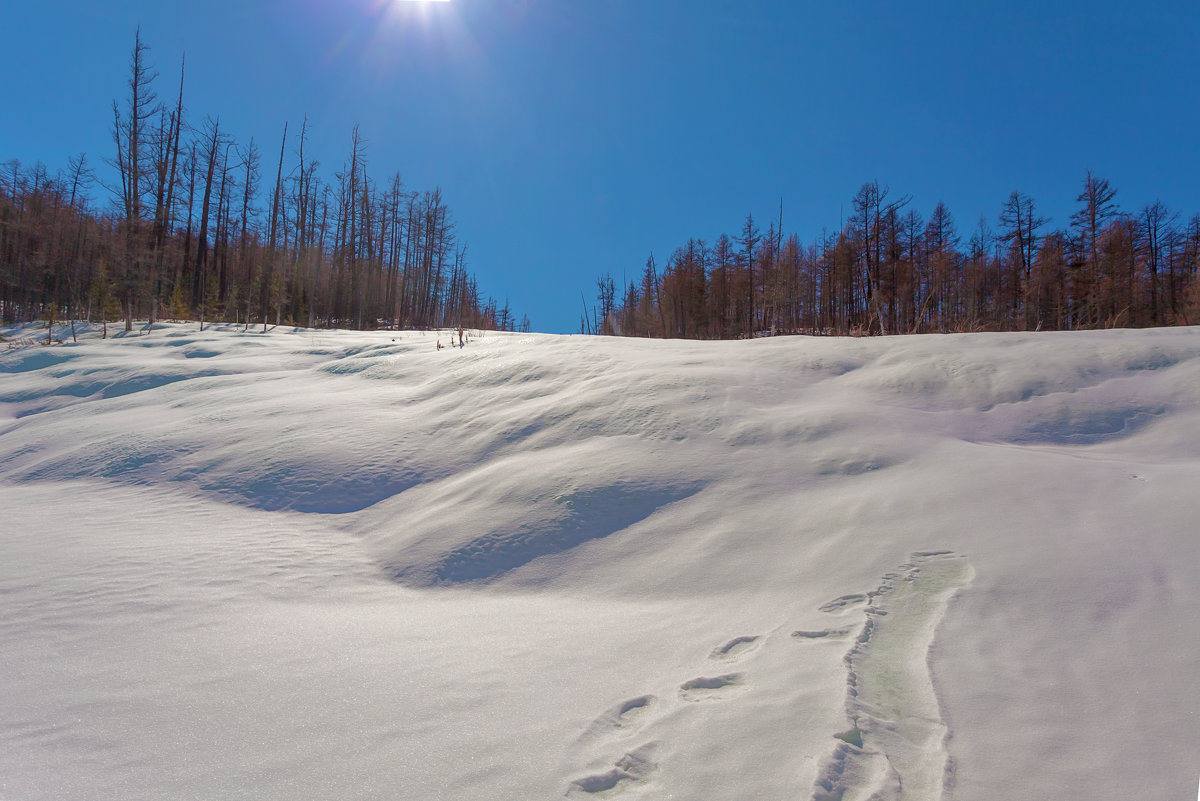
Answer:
2;323;1198;800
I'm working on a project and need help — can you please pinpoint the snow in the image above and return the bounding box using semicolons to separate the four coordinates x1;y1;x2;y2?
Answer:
1;322;1198;800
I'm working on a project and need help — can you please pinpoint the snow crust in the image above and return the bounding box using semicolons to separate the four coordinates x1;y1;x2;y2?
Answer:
2;323;1198;800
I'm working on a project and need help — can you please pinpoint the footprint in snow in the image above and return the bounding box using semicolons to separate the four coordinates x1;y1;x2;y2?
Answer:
709;635;762;662
568;742;659;797
578;696;657;744
679;673;744;702
819;594;868;613
792;628;853;640
571;636;758;791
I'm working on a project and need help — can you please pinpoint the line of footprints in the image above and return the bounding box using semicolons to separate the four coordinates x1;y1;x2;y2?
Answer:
567;595;869;797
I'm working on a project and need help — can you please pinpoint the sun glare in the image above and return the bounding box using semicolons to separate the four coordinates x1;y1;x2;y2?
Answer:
324;0;469;80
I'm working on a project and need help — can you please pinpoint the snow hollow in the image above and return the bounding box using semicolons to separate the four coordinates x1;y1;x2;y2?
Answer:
2;323;1198;800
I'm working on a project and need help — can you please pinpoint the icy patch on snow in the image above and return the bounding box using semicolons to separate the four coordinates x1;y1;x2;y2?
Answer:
809;552;973;801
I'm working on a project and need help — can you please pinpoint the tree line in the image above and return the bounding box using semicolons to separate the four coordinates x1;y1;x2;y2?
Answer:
589;176;1200;338
0;30;527;334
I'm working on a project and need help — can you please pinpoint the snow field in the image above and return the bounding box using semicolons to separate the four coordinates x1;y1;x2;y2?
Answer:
1;322;1199;800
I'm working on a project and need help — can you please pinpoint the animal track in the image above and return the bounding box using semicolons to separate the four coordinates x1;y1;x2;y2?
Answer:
818;593;867;613
809;550;973;801
679;673;744;701
710;635;761;661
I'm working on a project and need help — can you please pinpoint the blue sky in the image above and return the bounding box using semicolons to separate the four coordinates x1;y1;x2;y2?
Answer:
4;0;1198;332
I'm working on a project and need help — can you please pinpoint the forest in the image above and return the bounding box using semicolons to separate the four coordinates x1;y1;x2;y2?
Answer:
6;32;1199;342
0;31;527;334
589;178;1200;339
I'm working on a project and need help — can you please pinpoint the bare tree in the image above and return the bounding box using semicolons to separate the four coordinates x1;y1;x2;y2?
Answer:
999;191;1049;328
1070;171;1119;327
1138;201;1177;325
109;27;159;331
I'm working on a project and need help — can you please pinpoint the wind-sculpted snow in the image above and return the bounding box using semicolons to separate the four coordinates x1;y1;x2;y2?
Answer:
384;480;703;586
1;323;1199;801
0;348;82;373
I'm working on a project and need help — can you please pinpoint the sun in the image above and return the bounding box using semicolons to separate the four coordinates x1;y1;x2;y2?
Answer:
366;0;456;35
380;0;453;19
326;0;466;77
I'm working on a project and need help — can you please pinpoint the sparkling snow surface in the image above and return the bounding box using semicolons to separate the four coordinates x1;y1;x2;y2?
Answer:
2;323;1198;800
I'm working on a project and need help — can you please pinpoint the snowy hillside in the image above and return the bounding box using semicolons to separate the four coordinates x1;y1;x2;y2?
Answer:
2;323;1198;801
